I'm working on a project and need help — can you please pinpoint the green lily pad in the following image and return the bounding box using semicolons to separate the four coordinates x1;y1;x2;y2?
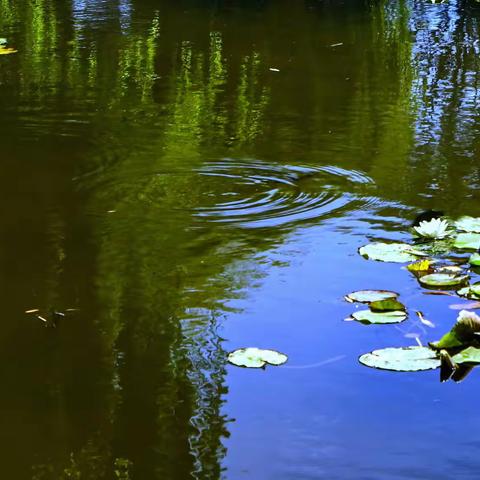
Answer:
469;253;480;266
455;217;480;233
345;289;398;304
457;283;480;299
227;348;288;368
454;233;480;250
351;309;407;324
370;298;405;312
359;347;440;372
452;347;480;365
435;265;464;274
418;273;469;288
359;242;426;263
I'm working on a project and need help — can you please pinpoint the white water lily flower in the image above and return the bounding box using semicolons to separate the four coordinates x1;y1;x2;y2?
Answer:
413;218;450;239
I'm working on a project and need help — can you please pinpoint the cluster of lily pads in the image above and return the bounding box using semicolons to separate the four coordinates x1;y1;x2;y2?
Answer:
0;38;17;56
226;216;480;373
351;215;480;382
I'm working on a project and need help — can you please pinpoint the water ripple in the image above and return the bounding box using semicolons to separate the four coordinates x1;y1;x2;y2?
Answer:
194;160;375;228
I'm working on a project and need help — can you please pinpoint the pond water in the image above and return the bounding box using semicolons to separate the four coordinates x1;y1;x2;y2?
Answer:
1;0;480;478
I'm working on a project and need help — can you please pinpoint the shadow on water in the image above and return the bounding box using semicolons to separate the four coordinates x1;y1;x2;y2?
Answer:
1;0;480;478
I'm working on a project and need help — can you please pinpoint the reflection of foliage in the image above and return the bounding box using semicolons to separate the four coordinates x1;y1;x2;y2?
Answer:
347;0;414;192
234;52;270;144
31;435;132;480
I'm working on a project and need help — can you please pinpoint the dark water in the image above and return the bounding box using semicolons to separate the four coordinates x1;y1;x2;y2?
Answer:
1;0;480;478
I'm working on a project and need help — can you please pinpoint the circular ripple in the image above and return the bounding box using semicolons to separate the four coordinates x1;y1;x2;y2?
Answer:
194;160;376;228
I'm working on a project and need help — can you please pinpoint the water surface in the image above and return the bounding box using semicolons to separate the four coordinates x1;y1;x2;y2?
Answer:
1;0;480;478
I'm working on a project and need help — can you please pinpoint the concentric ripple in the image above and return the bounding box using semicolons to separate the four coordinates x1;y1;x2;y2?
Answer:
194;160;376;228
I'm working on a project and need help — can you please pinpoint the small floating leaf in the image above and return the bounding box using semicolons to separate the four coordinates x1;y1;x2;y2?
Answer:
351;309;407;324
455;217;480;233
457;283;480;299
435;265;464;274
359;242;426;263
345;289;398;304
370;298;405;312
454;233;480;250
407;259;432;272
418;273;469;288
469;253;480;266
359;346;440;372
452;347;480;365
228;348;288;368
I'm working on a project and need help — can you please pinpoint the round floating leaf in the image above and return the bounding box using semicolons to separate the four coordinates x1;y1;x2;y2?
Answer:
351;309;407;324
370;298;405;312
359;242;426;263
454;233;480;250
471;284;480;296
457;283;480;300
435;265;464;274
455;217;480;233
227;348;288;368
418;273;469;288
345;289;398;304
452;347;480;365
359;347;440;372
469;253;480;266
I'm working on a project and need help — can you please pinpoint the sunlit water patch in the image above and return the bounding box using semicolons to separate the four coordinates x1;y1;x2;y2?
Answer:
194;160;377;228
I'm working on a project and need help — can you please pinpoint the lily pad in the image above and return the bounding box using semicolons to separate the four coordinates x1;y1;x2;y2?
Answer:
345;289;398;304
418;273;469;288
455;217;480;233
452;347;480;365
370;298;405;312
435;265;464;274
469;253;480;266
359;242;426;263
457;283;480;299
351;309;407;324
359;347;440;372
454;233;480;251
227;348;288;368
